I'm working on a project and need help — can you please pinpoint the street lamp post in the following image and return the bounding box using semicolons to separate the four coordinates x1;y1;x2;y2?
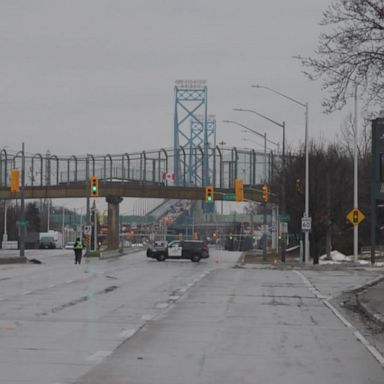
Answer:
252;84;310;263
353;83;359;263
20;142;26;258
234;108;286;262
223;119;268;261
219;141;226;216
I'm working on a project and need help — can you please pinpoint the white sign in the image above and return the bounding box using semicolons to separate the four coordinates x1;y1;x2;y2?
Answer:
301;217;312;232
83;225;92;235
2;241;18;250
279;222;288;234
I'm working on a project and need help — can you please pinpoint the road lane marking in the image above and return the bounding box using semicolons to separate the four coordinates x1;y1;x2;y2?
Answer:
322;300;353;328
354;330;384;366
86;350;112;362
119;329;137;339
295;270;384;369
23;290;32;295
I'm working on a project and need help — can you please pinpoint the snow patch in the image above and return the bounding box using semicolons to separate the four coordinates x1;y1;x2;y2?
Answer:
320;250;351;264
319;250;384;267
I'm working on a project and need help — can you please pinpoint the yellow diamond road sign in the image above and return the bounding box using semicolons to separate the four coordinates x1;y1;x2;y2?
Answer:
347;208;365;225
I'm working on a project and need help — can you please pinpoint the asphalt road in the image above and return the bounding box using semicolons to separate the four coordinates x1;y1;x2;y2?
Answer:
0;249;383;383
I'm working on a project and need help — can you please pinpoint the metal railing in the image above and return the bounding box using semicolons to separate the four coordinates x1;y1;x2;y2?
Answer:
0;146;276;189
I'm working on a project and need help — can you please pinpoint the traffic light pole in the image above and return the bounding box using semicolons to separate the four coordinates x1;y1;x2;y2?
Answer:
263;202;267;262
93;200;97;251
85;156;90;253
247;185;273;263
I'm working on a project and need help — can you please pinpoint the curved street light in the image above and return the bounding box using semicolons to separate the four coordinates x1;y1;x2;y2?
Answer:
222;120;267;182
252;84;310;264
241;133;278;152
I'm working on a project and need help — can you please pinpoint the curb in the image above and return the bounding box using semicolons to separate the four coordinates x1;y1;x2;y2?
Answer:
0;256;27;264
354;276;384;328
99;247;144;260
99;251;125;260
357;298;384;327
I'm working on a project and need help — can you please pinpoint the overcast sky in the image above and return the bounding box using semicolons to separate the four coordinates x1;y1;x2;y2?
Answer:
1;1;353;214
1;0;351;158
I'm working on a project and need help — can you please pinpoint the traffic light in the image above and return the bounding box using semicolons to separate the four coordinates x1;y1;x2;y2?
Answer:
352;209;359;224
10;169;20;192
262;183;269;202
90;176;99;197
205;185;214;202
235;178;244;202
296;178;302;192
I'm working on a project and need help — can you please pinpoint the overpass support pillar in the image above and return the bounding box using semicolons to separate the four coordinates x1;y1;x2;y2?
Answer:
106;195;123;249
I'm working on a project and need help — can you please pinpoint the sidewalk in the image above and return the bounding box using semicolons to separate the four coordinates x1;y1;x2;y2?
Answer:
241;250;384;329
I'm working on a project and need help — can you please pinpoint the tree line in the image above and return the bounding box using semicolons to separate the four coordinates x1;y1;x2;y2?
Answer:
271;126;372;263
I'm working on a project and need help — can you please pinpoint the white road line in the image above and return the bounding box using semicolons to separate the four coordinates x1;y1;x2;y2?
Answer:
23;291;32;295
295;270;384;369
119;329;137;339
323;300;353;329
86;350;112;362
354;330;384;366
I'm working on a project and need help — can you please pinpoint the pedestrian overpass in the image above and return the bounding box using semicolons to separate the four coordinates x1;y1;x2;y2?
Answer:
0;145;278;248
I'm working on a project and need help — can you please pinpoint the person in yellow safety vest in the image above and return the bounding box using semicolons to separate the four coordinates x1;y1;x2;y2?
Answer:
73;237;84;264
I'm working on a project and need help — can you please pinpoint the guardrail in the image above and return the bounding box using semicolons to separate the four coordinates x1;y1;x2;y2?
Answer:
361;246;384;257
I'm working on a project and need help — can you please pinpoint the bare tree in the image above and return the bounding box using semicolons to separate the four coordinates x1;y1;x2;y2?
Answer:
337;112;372;158
296;0;384;112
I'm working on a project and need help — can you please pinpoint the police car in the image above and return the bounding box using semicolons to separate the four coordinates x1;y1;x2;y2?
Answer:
146;240;209;262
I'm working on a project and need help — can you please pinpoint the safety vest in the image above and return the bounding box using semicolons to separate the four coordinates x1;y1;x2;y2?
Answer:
74;241;83;250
